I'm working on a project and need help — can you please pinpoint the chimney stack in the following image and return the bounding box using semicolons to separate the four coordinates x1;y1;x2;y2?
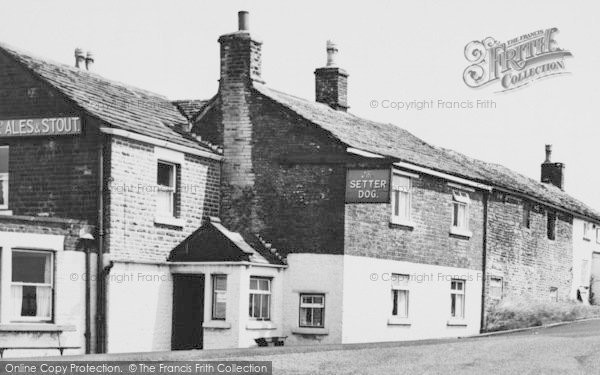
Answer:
315;40;349;111
218;10;263;87
541;145;565;190
85;51;94;71
74;48;85;68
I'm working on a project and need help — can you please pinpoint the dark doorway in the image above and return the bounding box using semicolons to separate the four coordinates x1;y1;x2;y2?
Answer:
172;274;205;350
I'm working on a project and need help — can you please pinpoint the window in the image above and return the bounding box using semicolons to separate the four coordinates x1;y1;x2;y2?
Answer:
156;161;177;217
489;277;503;300
584;223;592;240
452;191;470;230
547;211;556;240
549;287;558;302
391;274;410;318
249;277;271;320
391;174;411;224
522;204;531;229
11;250;53;321
212;275;227;320
450;279;465;319
597;228;600;244
299;294;325;328
0;146;8;210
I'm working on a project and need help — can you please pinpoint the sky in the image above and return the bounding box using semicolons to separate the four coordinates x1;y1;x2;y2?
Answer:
1;0;599;209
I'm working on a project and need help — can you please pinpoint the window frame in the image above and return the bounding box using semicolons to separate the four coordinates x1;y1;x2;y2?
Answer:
391;273;410;319
547;211;557;240
249;277;271;321
549;287;558;302
211;274;227;321
584;222;592;241
10;249;54;322
522;203;531;229
450;279;466;319
452;191;470;230
298;293;325;328
0;145;8;210
390;173;412;225
156;160;178;218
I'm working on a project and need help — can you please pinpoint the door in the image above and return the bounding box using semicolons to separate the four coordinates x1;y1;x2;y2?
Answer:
591;253;600;305
172;274;205;350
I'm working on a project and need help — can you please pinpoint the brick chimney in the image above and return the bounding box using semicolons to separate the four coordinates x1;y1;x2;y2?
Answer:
218;10;263;87
541;145;565;190
315;41;349;111
216;11;264;234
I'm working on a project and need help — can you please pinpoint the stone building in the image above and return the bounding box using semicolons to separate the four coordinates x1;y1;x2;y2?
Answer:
0;11;598;356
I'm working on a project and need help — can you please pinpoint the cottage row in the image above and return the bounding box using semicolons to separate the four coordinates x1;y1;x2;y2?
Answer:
0;11;598;357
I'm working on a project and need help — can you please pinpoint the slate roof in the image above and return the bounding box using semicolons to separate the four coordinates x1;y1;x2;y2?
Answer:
0;43;217;154
253;83;600;223
172;99;210;121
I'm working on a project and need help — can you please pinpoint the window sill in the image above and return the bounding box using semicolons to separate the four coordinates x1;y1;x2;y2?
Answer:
583;237;591;242
0;210;13;216
389;220;415;230
0;323;76;332
154;216;184;228
446;319;467;327
449;227;472;238
246;320;276;330
203;321;231;329
387;317;411;326
292;327;329;335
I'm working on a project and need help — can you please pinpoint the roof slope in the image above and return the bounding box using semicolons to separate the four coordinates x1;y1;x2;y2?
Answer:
253;83;600;222
0;43;215;153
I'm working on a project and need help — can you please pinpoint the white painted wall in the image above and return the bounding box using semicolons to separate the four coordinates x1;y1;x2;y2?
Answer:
0;232;90;357
282;254;344;345
571;218;600;303
341;255;482;343
106;262;173;353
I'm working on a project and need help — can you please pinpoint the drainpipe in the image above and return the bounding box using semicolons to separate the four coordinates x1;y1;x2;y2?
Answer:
480;191;489;332
95;140;105;353
85;245;91;354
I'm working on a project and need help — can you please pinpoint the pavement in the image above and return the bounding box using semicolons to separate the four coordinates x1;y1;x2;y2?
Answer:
24;319;600;374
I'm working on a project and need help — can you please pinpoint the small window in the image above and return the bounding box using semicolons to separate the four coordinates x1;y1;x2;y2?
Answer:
489;277;503;300
11;250;53;321
212;275;227;320
299;294;325;328
549;287;558;302
452;191;470;230
156;161;177;217
450;279;465;319
391;274;410;318
249;277;271;320
584;223;592;240
522;203;531;229
391;174;411;224
547;211;556;240
0;146;8;210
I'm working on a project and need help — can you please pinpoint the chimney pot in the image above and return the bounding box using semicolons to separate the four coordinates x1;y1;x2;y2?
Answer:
545;144;552;163
238;11;249;31
74;48;85;68
326;40;339;67
85;51;94;71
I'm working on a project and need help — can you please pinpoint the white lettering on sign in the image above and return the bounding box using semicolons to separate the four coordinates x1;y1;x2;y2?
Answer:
345;169;391;203
0;117;82;137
